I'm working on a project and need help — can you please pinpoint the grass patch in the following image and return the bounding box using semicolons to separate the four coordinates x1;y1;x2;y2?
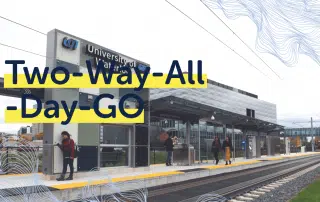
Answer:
291;179;320;202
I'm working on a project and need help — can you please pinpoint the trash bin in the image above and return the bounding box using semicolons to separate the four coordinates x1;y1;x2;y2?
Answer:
173;144;195;166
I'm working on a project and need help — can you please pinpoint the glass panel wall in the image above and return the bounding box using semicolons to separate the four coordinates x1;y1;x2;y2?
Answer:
100;124;131;167
101;125;129;145
150;119;246;164
100;147;129;167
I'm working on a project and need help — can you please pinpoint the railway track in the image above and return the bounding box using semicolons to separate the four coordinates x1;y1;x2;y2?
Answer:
148;155;320;202
227;162;320;202
217;160;320;201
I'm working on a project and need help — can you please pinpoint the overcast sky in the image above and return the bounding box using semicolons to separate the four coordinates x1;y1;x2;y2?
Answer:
0;0;319;133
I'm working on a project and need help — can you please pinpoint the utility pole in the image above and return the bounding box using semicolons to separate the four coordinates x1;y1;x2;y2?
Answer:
311;117;314;152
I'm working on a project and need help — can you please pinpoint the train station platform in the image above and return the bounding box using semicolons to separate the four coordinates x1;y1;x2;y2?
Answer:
0;152;319;201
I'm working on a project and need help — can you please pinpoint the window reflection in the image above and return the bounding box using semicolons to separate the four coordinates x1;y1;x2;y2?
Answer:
101;125;129;145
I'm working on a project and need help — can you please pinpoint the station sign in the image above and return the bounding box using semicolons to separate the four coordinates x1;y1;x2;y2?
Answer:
82;43;149;74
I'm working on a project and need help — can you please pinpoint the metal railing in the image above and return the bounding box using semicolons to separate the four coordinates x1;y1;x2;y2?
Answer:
0;146;42;174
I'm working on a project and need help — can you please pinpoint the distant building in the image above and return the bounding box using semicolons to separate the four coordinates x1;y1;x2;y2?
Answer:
32;123;43;136
17;126;32;136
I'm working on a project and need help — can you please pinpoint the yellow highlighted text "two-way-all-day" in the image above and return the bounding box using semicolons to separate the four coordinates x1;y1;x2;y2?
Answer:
4;74;207;88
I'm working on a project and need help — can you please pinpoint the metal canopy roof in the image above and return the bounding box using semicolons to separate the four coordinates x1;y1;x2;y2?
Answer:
0;77;44;100
150;95;284;134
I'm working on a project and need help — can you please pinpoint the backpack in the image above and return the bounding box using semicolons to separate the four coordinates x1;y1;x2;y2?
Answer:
69;139;79;159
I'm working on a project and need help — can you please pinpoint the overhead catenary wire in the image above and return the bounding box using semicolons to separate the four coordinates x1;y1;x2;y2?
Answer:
2;8;273;80
0;15;46;36
164;0;271;79
200;0;282;80
0;15;48;58
0;43;47;58
0;42;47;58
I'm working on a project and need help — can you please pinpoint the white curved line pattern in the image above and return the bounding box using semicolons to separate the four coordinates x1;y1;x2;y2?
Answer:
0;140;59;202
0;139;148;202
196;193;227;202
202;0;320;67
24;89;31;94
77;168;148;202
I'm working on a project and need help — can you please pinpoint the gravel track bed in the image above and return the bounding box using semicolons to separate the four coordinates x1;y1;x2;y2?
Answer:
253;166;320;202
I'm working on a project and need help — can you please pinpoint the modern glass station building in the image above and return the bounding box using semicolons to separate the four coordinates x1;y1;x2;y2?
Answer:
149;79;283;163
0;29;284;176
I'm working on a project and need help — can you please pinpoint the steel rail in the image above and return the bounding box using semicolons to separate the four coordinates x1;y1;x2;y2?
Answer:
179;158;320;202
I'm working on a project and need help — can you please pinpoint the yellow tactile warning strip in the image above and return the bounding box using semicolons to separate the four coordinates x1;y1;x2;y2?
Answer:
202;160;261;170
151;161;202;167
50;171;184;190
267;157;284;161
3;153;319;190
50;160;262;190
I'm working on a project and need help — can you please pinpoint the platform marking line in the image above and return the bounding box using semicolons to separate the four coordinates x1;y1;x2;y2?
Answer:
49;171;184;190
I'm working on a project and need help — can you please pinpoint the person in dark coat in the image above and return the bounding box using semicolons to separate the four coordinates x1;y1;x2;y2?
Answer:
56;131;75;181
164;135;174;166
222;136;233;165
211;136;221;165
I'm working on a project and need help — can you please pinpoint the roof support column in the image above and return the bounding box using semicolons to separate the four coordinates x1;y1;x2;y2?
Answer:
242;129;247;159
223;125;227;140
256;132;261;158
198;119;201;163
186;121;191;166
232;125;235;162
214;125;217;136
267;134;273;156
285;137;290;155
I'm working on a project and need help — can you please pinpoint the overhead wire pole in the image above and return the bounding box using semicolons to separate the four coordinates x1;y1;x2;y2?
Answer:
200;0;282;80
311;117;314;152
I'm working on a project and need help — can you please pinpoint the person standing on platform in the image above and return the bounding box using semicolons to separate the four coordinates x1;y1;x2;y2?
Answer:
222;136;233;165
56;131;75;181
164;134;174;166
211;136;221;165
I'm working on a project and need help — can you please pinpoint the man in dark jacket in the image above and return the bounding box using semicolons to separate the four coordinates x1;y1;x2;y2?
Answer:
164;135;174;166
211;136;221;165
56;131;75;181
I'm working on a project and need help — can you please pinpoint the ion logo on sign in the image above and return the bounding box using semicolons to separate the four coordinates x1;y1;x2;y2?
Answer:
137;64;148;72
62;37;78;50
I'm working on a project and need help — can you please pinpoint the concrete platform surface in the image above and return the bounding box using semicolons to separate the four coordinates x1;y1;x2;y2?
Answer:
0;152;318;192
